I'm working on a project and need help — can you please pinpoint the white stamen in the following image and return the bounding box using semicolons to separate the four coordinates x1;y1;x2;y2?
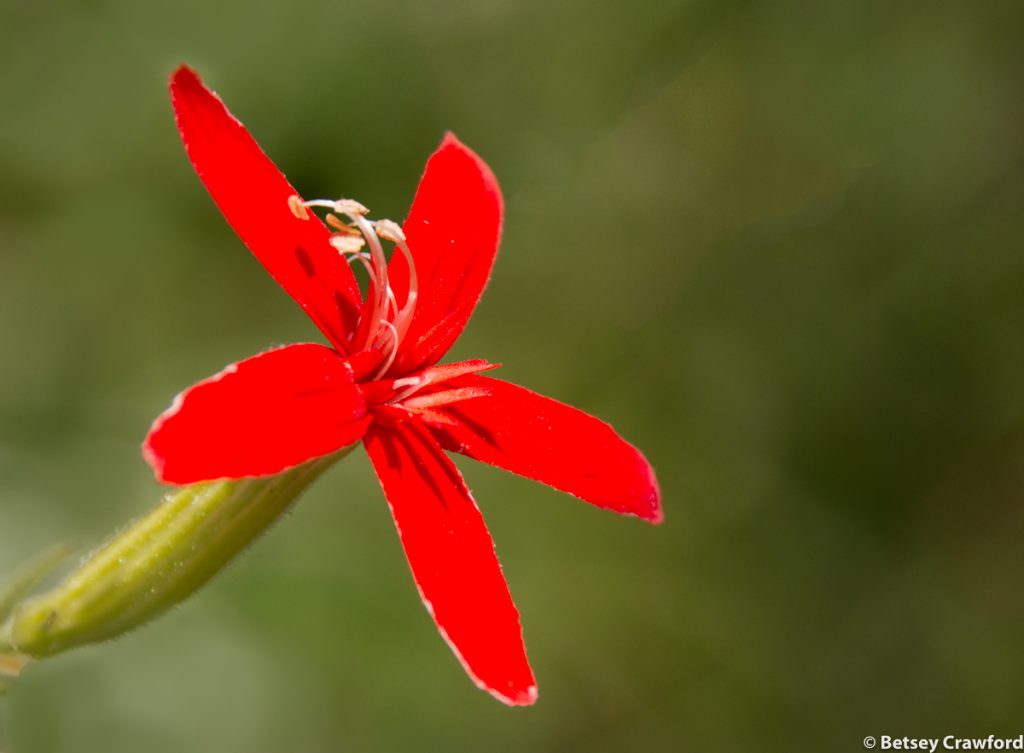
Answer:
386;286;399;319
392;234;418;343
346;211;390;350
375;220;419;343
301;199;344;211
371;321;400;379
346;251;376;281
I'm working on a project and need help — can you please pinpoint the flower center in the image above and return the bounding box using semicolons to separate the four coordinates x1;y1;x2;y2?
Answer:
289;195;418;377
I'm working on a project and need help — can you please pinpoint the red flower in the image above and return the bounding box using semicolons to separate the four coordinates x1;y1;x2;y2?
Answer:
145;65;662;706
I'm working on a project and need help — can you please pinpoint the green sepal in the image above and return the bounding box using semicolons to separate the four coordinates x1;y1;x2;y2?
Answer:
3;447;351;659
0;544;75;627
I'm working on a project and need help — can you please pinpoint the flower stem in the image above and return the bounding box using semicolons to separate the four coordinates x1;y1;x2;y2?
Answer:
4;446;353;659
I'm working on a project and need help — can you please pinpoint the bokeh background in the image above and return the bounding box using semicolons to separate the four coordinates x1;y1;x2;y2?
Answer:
2;0;1023;750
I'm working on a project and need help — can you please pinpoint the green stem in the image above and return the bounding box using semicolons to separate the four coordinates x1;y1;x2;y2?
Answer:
5;447;352;658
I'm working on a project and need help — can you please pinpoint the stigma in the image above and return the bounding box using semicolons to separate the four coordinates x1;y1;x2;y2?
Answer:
289;195;419;377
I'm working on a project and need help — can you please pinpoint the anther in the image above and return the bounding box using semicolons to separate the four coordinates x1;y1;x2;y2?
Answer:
374;219;406;244
287;195;310;220
329;235;366;255
335;198;369;216
325;214;361;235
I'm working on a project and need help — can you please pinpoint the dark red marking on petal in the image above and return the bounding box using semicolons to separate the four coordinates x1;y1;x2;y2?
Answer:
144;343;370;484
363;421;537;706
387;133;503;375
293;245;317;277
425;376;663;523
169;66;363;351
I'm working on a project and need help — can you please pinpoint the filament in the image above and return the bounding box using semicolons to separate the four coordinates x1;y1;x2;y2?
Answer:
372;321;400;379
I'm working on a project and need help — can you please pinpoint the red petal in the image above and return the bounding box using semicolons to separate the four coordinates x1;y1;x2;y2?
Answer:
425;376;663;523
144;343;369;484
363;422;537;705
387;133;503;375
170;66;362;351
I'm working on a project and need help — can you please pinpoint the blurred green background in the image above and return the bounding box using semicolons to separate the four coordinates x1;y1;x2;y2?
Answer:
2;0;1023;750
